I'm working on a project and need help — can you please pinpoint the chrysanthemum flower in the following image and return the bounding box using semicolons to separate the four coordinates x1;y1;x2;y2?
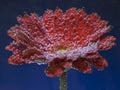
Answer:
6;8;116;77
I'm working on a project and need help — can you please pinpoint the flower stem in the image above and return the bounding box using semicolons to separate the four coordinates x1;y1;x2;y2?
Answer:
60;72;67;90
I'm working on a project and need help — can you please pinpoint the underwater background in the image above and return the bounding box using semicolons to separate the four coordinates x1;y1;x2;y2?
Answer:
0;0;120;90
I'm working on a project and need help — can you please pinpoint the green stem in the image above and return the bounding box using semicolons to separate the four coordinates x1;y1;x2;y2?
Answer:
60;72;67;90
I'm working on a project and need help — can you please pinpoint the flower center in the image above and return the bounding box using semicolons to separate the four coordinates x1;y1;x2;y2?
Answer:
58;49;66;54
55;45;68;54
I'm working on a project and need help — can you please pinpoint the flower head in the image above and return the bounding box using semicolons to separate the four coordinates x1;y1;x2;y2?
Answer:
6;8;116;77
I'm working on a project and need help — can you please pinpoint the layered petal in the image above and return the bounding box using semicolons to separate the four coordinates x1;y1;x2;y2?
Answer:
6;8;116;77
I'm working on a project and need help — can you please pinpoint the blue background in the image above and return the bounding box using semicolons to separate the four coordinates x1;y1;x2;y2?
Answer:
0;0;120;90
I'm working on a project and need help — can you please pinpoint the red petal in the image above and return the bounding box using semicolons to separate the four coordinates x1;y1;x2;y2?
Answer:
98;36;116;50
72;58;92;73
88;57;108;70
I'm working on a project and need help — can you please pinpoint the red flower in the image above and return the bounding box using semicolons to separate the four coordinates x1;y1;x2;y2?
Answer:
6;8;116;77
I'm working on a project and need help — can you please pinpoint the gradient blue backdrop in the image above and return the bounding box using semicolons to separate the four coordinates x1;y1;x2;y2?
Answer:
0;0;120;90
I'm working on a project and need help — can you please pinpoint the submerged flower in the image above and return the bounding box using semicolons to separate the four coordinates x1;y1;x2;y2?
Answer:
6;8;116;77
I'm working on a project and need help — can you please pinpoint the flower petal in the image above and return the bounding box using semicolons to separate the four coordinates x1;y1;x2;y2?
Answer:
72;58;92;73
